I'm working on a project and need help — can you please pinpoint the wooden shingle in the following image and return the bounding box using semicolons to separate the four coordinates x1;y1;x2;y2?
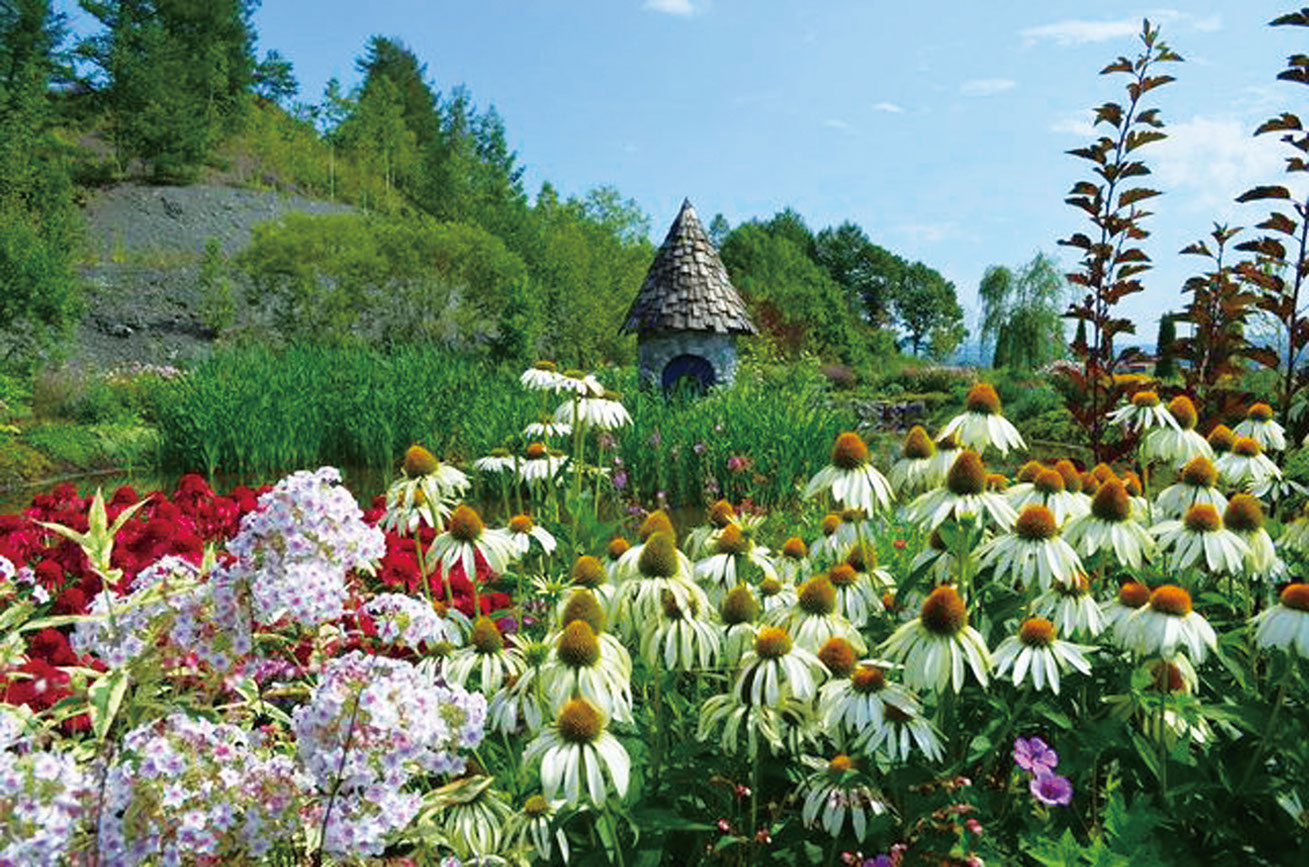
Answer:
620;199;757;336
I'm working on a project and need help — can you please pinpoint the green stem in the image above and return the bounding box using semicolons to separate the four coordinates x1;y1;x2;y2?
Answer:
1240;659;1295;791
604;805;628;867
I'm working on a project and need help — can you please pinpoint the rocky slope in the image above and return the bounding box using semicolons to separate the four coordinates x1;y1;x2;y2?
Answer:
71;183;354;369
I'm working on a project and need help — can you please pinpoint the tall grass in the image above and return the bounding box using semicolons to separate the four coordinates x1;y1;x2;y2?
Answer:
156;346;859;508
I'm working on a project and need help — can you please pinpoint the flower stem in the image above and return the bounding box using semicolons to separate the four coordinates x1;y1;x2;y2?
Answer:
1240;658;1295;791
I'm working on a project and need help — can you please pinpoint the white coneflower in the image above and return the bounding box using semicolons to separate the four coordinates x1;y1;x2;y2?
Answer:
612;511;685;582
380;444;470;532
1151;503;1249;575
613;528;704;642
603;536;631;585
1100;580;1152;643
429;505;516;583
504;795;569;865
907;450;1018;532
889;426;941;497
880;585;992;693
684;499;740;560
694;522;777;607
810;513;847;566
1107;389;1180;435
525;698;630;807
778;536;811;584
803;431;894;516
488;637;550;736
797;754;888;841
1155;455;1228;521
843;543;895;595
721;585;763;667
826;563;883;628
431;774;515;860
506;514;557;558
1233;402;1286;452
523;417;572;439
1223;495;1282;580
992;617;1094;695
940;383;1026;455
1062;479;1156;570
733;626;825;707
1141;396;1213;466
1106;657;1211;746
1008;466;1089;527
976;504;1083;592
818;660;920;747
756;575;798;615
521;360;564;391
1118;584;1217;663
1215;436;1281;492
929;431;963;489
1281;507;1309;557
765;575;867;655
473;448;516;475
518;441;568;486
1032;572;1107;638
696;693;783;758
858;687;945;762
639;588;721;672
555;369;604;397
541;620;633;723
557;390;632;431
561;557;617;622
446;617;526;693
908;528;953;585
1252;582;1309;657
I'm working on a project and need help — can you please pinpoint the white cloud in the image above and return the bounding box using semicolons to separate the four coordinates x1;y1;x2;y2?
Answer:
961;78;1016;97
1152;115;1308;215
823;118;850;130
1050;111;1095;137
644;0;697;17
895;222;956;243
1020;11;1220;46
872;101;904;113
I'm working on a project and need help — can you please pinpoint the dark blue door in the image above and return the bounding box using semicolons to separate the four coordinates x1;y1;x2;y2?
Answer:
661;354;716;395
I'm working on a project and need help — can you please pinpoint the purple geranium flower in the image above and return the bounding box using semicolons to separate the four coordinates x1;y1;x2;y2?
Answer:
1013;736;1058;775
1029;772;1074;806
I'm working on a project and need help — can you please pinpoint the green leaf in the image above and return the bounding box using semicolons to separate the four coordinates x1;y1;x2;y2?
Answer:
89;668;131;741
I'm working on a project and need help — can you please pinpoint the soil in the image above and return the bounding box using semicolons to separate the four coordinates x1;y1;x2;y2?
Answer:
70;182;355;370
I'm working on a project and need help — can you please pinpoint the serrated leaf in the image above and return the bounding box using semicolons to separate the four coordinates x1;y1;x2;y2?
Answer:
1126;130;1167;151
1179;240;1212;257
1237;185;1292;202
1258;212;1299;235
1256;112;1303;135
1118;187;1161;207
1101;58;1133;75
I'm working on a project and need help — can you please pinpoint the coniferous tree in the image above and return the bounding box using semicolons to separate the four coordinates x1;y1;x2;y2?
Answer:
1154;314;1177;378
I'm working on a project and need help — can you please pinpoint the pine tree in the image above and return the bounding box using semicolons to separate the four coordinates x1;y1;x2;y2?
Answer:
1154;314;1177;379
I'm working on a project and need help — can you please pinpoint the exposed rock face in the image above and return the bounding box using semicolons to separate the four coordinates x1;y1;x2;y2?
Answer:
70;183;354;369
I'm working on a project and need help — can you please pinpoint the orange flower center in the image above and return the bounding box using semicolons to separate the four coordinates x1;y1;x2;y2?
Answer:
1168;396;1198;430
1015;505;1058;541
509;514;534;534
1281;583;1309;612
1180;456;1217;488
403;444;439;477
557;621;601;667
828;564;858;588
606;537;630;560
1224;494;1264;533
1017;461;1044;483
851;663;886;693
716;523;749;556
638;532;679;578
947;450;987;496
1207;424;1235;453
782;537;807;560
1233;436;1262;458
571;556;605;588
754;626;793;659
471;617;504;654
798;576;838;615
818;637;857;676
1149;584;1192;617
1090;480;1131;523
845;544;874;572
921;585;967;636
639;510;674;542
709;499;737;528
1131;391;1160;408
903;426;936;460
721;585;760;625
1033;468;1065;495
557;698;603;744
828;754;855;773
1117;580;1150;608
821;514;841;537
987;473;1008;491
1055;460;1083;494
832;432;870;470
533;360;558;372
1122;472;1143;497
561;590;607;634
1092;463;1116;483
965;383;1002;415
448;505;485;542
1183;504;1222;533
1249;402;1274;422
524;794;550;815
759;577;783;597
1019;616;1056;647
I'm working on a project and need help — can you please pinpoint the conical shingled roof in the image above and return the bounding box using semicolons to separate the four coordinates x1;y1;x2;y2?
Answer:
621;199;757;336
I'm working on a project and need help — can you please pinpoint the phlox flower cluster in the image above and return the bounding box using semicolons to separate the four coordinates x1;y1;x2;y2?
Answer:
0;712;93;865
293;651;486;856
96;712;301;866
363;592;458;648
226;467;386;627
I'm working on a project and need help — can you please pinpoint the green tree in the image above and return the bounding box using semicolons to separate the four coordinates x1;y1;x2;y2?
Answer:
978;252;1069;370
813;220;903;326
354;35;439;148
1153;313;1177;378
334;74;417;207
252;48;296;107
892;261;964;357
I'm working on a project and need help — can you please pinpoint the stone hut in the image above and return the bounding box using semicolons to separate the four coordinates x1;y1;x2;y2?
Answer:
621;199;756;392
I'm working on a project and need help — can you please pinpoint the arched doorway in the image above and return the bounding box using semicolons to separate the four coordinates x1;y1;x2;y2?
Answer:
661;354;716;395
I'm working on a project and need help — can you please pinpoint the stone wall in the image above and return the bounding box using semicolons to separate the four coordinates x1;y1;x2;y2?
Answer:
637;330;739;390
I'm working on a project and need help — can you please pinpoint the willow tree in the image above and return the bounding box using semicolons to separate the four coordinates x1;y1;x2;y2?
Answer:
978;252;1070;371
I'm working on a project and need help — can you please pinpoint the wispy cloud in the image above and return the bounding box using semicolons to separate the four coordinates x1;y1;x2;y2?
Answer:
872;101;904;114
1050;111;1095;137
823;118;851;130
1020;11;1220;46
895;222;956;243
644;0;698;17
960;78;1016;97
1153;115;1307;214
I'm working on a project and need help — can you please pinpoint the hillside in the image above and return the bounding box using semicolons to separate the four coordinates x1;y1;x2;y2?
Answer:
71;183;354;370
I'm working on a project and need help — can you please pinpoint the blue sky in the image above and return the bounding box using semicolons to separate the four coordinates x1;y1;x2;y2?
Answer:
61;2;1309;343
